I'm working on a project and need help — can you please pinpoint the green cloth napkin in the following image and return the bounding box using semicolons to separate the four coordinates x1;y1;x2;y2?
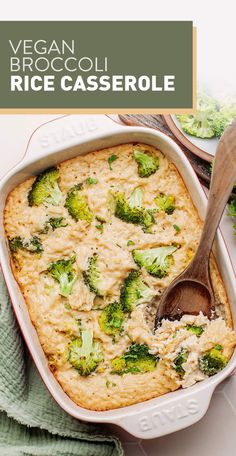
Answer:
0;272;123;456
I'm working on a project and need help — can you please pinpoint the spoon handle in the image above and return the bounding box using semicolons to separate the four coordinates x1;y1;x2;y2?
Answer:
191;121;236;275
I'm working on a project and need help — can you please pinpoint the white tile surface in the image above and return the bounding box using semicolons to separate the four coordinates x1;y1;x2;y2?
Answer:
109;378;236;456
140;379;236;456
122;443;146;456
0;114;235;455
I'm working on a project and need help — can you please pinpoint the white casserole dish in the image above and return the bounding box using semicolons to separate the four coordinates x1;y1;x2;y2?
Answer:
0;114;235;439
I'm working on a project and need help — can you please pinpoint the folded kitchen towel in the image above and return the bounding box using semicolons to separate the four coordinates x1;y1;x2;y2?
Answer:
0;272;123;456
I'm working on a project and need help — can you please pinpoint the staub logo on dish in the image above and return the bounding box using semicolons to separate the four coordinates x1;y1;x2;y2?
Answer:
138;399;199;432
39;117;98;149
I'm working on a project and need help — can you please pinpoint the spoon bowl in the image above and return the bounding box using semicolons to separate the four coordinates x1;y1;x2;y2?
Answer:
155;120;236;328
155;279;213;326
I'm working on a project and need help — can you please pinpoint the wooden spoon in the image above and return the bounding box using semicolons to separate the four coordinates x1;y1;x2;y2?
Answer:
155;121;236;327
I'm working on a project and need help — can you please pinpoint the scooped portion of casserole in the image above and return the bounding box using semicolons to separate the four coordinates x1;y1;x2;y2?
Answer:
4;143;236;410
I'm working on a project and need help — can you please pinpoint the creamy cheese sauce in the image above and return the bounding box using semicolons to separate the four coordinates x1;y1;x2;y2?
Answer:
4;143;236;410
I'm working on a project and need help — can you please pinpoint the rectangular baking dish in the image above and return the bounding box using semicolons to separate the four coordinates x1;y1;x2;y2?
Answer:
0;114;235;439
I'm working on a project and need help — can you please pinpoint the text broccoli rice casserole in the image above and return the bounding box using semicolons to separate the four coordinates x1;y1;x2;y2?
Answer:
4;143;236;410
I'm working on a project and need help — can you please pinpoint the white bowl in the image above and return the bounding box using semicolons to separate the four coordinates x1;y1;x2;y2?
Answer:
0;114;235;439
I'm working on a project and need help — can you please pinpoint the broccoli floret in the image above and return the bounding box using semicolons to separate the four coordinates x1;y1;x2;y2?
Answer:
228;197;236;234
212;113;230;137
197;93;218;110
178;95;236;139
186;324;204;337
95;216;105;233
48;217;68;230
108;154;118;170
177;93;236;139
198;345;227;377
228;197;236;218
111;356;126;373
99;302;125;337
111;343;158;375
9;236;24;252
68;330;103;376
120;270;155;312
95;222;104;232
127;240;135;246
177;94;218;139
173;224;181;233
65;184;93;222
47;256;77;297
85;177;98;185
27;236;43;253
129;187;143;208
114;191;155;232
83;254;103;297
9;235;43;254
133;149;159;178
154;193;176;214
132;245;177;277
40;217;68;234
28;167;62;206
213;105;236;137
177;113;216;139
173;348;188;377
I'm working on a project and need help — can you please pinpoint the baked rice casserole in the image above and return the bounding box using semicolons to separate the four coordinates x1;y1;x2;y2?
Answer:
4;143;236;410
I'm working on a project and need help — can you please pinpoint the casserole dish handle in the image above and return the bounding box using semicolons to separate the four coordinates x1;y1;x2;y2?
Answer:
114;384;216;439
23;115;127;162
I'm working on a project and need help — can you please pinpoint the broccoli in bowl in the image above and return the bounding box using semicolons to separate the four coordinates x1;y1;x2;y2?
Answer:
177;92;236;139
